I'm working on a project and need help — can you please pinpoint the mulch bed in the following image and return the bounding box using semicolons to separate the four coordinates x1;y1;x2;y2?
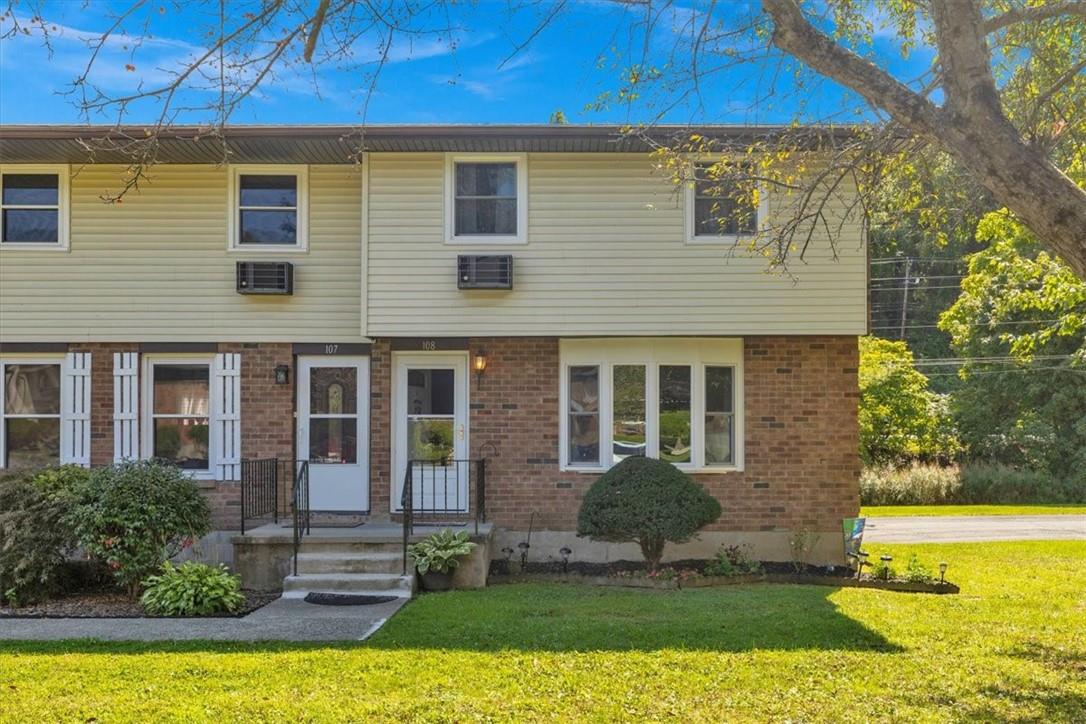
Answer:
489;559;959;594
0;589;280;619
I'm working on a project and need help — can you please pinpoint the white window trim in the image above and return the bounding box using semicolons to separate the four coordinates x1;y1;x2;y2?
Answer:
0;164;71;251
444;153;528;245
0;355;65;469
559;338;745;474
227;164;309;252
140;354;217;480
684;161;768;245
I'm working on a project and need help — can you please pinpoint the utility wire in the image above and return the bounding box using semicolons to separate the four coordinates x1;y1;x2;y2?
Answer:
924;365;1085;377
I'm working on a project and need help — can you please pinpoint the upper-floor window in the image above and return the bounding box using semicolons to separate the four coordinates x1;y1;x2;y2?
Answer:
0;165;70;249
445;154;527;244
228;165;308;251
688;162;759;242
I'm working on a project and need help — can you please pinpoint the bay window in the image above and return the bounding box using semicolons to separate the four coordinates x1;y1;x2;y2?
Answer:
560;339;743;471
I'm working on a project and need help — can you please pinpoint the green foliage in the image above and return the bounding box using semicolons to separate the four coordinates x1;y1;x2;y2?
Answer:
0;466;90;606
139;561;244;616
860;463;1086;506
407;529;476;575
859;337;959;465
68;460;211;595
939;213;1086;477
869;558;896;581
903;555;933;584
577;456;721;569
704;544;762;577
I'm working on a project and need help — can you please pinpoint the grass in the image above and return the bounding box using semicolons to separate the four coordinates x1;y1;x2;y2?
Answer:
2;541;1085;721
862;503;1086;517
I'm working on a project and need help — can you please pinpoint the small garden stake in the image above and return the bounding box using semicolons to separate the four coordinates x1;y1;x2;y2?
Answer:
559;547;572;573
518;513;535;570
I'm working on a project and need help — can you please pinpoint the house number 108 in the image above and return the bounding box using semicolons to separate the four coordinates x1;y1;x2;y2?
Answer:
421;340;437;351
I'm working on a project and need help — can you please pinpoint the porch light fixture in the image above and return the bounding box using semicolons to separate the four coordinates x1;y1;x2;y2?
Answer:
473;350;488;376
274;365;290;385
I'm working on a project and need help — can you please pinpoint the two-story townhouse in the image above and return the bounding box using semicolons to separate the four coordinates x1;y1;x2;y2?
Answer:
0;125;865;582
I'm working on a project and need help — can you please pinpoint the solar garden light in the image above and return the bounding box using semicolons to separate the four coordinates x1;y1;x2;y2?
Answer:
518;541;531;569
502;547;514;561
856;550;870;578
879;555;893;580
559;547;572;573
939;561;948;584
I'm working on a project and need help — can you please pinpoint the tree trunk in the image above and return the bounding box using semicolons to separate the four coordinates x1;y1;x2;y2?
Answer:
762;0;1086;279
639;537;665;571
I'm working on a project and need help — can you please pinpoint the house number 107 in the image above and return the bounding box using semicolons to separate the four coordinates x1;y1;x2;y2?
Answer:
324;344;339;354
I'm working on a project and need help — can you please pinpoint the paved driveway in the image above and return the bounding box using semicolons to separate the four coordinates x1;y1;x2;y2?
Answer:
864;515;1086;543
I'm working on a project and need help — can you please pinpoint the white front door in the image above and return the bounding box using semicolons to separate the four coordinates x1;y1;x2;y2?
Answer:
392;353;469;513
297;356;369;512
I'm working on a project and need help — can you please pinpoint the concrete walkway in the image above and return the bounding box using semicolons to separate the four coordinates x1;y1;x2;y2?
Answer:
864;514;1086;543
0;596;406;642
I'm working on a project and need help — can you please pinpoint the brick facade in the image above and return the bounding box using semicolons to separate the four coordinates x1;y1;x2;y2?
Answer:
367;335;861;534
48;336;858;535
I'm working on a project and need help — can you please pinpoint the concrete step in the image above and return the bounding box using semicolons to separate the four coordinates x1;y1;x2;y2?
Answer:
295;551;404;575
282;572;415;596
297;539;404;554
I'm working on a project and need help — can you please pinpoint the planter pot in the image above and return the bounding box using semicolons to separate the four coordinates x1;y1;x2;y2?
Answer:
420;571;454;592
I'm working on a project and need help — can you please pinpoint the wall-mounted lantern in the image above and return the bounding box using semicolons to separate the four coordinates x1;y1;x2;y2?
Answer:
274;364;290;385
473;350;488;378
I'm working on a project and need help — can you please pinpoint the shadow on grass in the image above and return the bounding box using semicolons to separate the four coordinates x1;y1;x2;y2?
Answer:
960;683;1086;722
0;583;903;655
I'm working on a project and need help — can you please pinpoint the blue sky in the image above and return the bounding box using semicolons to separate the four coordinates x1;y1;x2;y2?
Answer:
0;1;933;126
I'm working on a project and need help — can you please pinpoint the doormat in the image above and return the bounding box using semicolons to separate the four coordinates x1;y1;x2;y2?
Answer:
306;516;366;529
303;592;399;606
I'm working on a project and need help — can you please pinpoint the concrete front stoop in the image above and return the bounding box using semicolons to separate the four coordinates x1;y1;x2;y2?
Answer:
233;522;495;594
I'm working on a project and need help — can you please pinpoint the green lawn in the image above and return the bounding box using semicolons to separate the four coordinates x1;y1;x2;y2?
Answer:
2;541;1085;721
862;503;1086;517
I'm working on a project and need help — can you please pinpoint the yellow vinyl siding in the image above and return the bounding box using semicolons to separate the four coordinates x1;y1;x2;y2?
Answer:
0;164;363;342
366;153;867;336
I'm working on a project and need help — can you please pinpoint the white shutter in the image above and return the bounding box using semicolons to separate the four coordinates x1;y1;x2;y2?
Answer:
60;352;92;467
113;352;139;461
213;352;241;481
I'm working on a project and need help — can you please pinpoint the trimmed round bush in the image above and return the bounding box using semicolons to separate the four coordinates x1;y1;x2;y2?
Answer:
0;465;91;606
141;561;244;616
577;456;722;569
69;460;211;596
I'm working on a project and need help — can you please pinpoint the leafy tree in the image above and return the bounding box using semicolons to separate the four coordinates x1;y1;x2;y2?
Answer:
859;336;958;465
577;456;721;570
939;212;1086;476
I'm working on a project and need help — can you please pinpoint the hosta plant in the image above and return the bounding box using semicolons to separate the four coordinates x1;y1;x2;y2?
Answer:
407;529;476;575
140;561;245;616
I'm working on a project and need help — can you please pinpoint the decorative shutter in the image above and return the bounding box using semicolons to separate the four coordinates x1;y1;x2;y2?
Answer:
113;353;139;461
212;352;241;481
60;352;92;467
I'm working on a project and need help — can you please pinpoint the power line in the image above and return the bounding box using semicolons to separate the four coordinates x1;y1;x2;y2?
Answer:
924;365;1085;377
870;274;964;282
870;257;965;265
912;354;1078;367
871;318;1069;331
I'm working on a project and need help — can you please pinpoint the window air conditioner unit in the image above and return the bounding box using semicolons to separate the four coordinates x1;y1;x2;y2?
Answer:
457;255;513;290
236;261;294;295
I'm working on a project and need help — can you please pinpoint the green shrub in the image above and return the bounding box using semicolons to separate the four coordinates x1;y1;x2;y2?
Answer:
903;555;933;584
140;561;244;616
69;460;211;596
407;529;476;575
860;463;1086;505
577;457;721;570
704;544;762;577
870;559;896;581
0;466;91;606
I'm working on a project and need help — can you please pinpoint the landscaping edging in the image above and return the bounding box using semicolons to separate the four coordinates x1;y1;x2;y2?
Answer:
493;572;959;594
0;590;281;619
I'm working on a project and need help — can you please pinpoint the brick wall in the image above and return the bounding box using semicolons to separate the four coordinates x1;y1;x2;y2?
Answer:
66;342;295;529
369;336;860;533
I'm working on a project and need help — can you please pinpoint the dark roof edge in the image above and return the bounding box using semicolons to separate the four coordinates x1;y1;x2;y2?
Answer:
0;123;863;141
